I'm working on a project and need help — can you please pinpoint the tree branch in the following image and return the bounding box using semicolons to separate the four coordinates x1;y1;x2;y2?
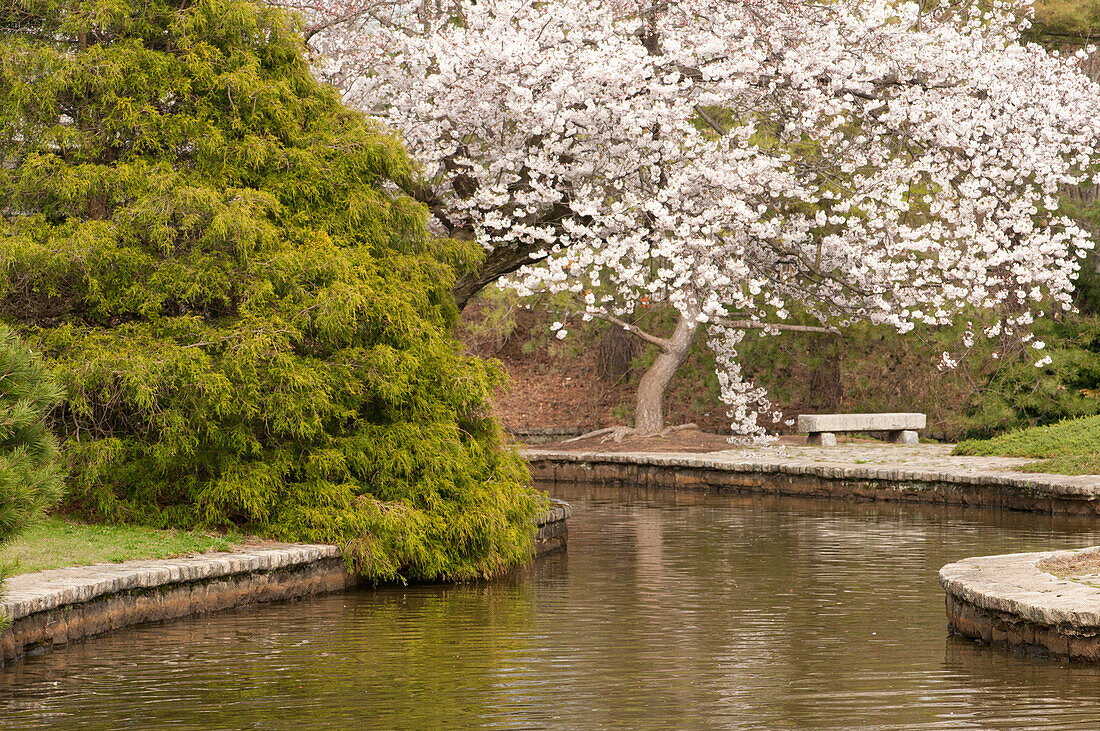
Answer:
714;318;839;334
693;105;728;136
589;312;671;350
451;198;586;310
451;241;551;310
401;179;466;236
303;10;366;43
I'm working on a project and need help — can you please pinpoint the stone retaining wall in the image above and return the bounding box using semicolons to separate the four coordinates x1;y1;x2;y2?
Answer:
526;450;1100;514
506;427;588;444
0;545;350;664
535;498;572;555
940;548;1100;661
1;505;571;664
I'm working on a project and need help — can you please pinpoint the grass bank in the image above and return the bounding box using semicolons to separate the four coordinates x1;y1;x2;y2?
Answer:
0;518;246;576
954;415;1100;475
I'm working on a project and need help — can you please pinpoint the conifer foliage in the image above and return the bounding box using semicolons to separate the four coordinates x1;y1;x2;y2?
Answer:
0;325;63;583
0;0;542;580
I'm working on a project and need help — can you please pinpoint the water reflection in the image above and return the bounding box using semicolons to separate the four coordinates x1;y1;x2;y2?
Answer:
5;484;1100;729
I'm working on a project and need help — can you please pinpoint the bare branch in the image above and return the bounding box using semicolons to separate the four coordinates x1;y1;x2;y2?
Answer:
714;318;839;334
589;312;671;350
693;105;728;136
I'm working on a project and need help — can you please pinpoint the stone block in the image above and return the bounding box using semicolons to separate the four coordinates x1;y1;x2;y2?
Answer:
890;430;920;445
807;432;837;447
797;413;926;433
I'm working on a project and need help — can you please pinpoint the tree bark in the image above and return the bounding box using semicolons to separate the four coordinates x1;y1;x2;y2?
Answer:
633;313;699;434
451;241;547;311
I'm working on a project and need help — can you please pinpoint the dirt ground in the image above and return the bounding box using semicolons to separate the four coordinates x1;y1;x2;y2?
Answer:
525;428;814;453
488;336;636;432
459;291;1008;444
458;306;950;453
461;302;733;434
521;427;874;453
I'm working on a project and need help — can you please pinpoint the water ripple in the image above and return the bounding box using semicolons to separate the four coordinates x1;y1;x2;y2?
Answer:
5;485;1100;729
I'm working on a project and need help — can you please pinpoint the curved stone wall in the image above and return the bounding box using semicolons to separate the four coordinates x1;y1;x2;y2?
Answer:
940;548;1100;661
526;449;1100;514
536;498;572;555
0;545;350;664
1;505;571;664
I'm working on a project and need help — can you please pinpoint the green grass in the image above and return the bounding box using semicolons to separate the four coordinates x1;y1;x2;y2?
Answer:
954;415;1100;475
0;517;247;576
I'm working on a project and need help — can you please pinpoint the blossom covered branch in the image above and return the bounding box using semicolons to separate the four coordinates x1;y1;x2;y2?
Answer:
293;0;1100;435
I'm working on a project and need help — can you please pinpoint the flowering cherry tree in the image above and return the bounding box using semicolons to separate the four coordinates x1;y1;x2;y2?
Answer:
288;0;1100;437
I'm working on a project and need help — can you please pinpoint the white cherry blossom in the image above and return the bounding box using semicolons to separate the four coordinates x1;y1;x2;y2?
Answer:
289;0;1100;436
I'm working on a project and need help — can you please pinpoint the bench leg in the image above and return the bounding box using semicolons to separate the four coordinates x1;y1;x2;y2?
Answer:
889;430;919;445
807;432;837;446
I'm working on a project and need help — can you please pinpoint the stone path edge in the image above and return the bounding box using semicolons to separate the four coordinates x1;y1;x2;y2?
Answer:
1;545;341;625
939;547;1100;660
524;449;1100;513
1;503;571;664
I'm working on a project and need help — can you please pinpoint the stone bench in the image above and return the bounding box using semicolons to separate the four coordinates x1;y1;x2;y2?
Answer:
796;413;926;446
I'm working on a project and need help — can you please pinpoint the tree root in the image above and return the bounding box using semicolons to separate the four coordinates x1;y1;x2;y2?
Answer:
560;422;699;444
560;426;619;444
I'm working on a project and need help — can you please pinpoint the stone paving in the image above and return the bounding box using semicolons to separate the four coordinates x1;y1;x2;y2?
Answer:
526;442;1100;498
0;544;339;623
940;546;1100;660
711;442;1036;473
941;548;1100;628
537;497;574;525
2;501;575;625
1037;549;1100;588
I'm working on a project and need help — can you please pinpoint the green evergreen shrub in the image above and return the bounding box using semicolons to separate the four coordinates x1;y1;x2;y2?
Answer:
0;325;64;594
955;318;1100;439
0;0;542;581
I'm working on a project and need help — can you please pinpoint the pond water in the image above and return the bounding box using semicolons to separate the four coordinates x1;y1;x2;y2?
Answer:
6;483;1100;729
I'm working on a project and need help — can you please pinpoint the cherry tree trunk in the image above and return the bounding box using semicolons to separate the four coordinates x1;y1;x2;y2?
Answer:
633;314;699;434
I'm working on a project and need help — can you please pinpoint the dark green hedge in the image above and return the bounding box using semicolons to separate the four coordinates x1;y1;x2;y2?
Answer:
0;0;542;581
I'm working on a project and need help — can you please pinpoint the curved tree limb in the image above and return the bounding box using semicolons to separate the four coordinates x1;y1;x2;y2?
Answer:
587;312;671;350
714;318;839;334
